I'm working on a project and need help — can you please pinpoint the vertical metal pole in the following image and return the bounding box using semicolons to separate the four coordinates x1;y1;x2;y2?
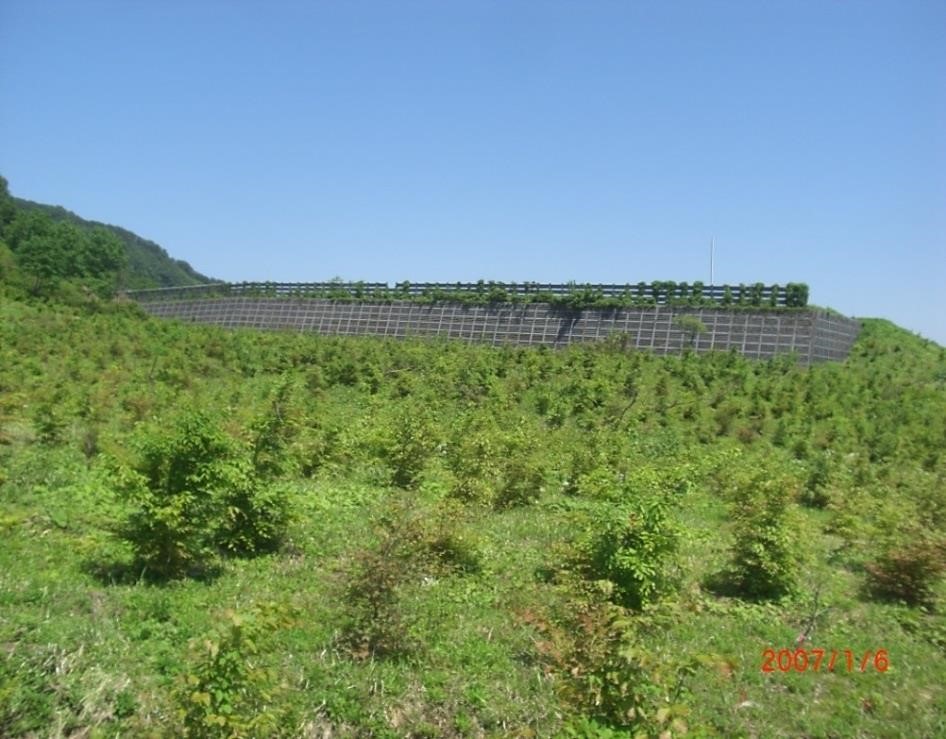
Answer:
710;237;715;285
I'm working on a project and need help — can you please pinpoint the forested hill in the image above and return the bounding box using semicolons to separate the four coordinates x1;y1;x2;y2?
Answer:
11;195;213;289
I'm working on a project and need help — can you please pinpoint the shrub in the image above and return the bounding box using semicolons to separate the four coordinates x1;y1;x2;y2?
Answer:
690;280;705;305
673;315;708;348
494;423;548;508
715;470;802;599
387;405;437;489
341;502;426;659
524;596;693;734
176;602;295;738
785;282;809;307
768;283;780;307
118;408;292;578
446;415;502;504
865;535;946;607
496;452;546;508
118;410;235;578
736;283;747;305
585;494;680;610
749;282;765;306
249;378;299;478
215;478;293;557
31;399;66;444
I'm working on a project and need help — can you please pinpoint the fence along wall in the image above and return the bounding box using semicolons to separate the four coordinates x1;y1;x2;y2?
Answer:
135;297;860;363
126;280;809;307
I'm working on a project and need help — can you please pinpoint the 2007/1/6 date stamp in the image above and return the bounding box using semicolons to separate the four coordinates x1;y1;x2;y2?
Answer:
762;648;890;673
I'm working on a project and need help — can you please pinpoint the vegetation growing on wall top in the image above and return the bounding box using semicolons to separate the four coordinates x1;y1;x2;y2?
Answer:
129;278;812;310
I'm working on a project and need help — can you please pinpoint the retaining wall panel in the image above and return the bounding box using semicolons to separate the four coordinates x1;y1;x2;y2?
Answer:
134;298;859;364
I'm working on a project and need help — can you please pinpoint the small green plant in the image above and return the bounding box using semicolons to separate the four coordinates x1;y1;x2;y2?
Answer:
31;400;66;444
446;415;502;505
387;405;437;489
341;502;425;659
524;596;693;734
176;602;294;738
117;410;235;578
215;478;293;557
673;315;708;348
584;494;680;610
494;423;548;508
249;378;299;478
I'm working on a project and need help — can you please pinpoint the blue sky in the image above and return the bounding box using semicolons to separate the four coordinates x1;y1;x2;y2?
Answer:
1;1;944;344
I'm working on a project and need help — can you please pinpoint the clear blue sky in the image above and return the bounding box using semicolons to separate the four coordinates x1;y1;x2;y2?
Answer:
2;1;944;344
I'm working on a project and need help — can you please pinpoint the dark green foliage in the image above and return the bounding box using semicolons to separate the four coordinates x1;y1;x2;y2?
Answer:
769;283;780;307
749;282;765;306
128;277;816;313
10;194;212;289
690;280;705;305
737;283;747;305
785;282;810;307
2;206;126;297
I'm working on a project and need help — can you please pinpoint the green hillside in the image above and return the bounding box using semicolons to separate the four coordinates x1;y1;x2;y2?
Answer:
1;176;212;290
1;285;944;736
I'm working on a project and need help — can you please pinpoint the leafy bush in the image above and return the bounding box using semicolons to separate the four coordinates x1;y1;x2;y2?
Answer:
118;408;292;578
673;315;708;348
865;535;946;607
249;378;299;478
584;494;680;609
446;414;502;504
785;282;810;307
494;422;548;508
341;504;425;659
341;497;482;659
176;602;295;738
31;399;66;444
215;479;293;557
386;405;437;489
715;469;802;599
524;596;693;734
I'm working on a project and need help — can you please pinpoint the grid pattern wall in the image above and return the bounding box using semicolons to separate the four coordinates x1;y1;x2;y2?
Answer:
139;299;859;364
810;313;862;363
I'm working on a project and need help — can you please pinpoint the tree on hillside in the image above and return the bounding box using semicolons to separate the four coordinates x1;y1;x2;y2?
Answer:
0;176;15;230
1;198;126;297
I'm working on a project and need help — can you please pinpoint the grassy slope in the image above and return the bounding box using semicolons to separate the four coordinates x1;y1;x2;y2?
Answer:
0;294;944;737
11;198;214;289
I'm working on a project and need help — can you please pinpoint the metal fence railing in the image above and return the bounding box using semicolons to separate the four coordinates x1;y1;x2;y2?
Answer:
125;280;809;307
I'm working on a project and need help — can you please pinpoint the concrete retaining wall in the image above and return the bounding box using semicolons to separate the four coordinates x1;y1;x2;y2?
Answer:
136;298;860;363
